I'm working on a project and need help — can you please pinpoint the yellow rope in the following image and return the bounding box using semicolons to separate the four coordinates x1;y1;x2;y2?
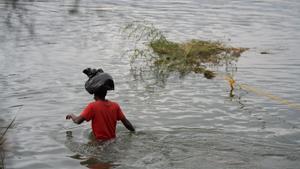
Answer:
220;74;300;111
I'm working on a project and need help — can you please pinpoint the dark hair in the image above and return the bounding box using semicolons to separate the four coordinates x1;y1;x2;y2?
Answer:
94;87;107;98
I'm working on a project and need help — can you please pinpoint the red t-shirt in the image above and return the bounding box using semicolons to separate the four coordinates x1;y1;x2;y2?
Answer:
80;100;125;140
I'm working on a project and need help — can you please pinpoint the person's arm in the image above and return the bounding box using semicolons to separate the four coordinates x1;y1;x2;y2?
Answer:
66;113;85;124
121;118;135;132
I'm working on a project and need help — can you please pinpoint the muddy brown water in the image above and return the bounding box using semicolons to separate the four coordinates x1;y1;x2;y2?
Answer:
0;0;300;169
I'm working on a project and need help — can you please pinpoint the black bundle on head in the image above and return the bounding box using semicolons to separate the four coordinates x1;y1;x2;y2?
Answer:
83;68;104;78
83;67;114;94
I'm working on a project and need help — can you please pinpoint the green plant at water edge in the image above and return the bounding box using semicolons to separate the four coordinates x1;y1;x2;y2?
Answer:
123;21;248;79
0;134;5;169
0;117;15;169
0;149;3;169
0;129;5;169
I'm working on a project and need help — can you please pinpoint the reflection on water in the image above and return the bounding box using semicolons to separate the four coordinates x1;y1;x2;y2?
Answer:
59;127;300;169
81;158;113;169
69;153;116;169
1;0;300;169
69;0;80;14
2;0;35;36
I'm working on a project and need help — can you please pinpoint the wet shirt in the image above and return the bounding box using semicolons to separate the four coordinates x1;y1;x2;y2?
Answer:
80;100;125;140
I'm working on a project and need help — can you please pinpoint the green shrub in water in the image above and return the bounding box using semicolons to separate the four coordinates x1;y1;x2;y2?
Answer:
123;22;248;79
150;37;247;78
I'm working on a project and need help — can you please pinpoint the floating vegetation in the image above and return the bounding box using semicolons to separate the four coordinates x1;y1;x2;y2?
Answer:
150;37;248;78
123;21;248;79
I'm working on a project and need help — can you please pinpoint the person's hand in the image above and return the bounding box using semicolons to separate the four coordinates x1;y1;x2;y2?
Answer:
66;114;74;120
65;114;84;124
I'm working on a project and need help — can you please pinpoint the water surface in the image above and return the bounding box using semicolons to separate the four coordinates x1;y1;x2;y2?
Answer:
0;0;300;168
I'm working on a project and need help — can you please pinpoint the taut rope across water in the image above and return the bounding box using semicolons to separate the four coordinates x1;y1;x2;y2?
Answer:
222;74;300;112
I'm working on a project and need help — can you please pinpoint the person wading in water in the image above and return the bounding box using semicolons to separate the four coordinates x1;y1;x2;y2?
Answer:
66;68;135;140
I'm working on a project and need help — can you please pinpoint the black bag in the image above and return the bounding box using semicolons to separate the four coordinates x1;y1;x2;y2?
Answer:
83;68;114;94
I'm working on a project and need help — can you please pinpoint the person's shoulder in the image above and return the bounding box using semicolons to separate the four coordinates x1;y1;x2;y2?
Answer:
87;101;98;107
107;100;120;107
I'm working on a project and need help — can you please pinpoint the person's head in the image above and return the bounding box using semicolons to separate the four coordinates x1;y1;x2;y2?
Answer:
94;87;107;100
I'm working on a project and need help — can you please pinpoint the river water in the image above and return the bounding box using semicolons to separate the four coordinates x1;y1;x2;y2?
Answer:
0;0;300;169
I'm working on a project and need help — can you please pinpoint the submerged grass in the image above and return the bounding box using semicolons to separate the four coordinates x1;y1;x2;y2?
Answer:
123;21;248;79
